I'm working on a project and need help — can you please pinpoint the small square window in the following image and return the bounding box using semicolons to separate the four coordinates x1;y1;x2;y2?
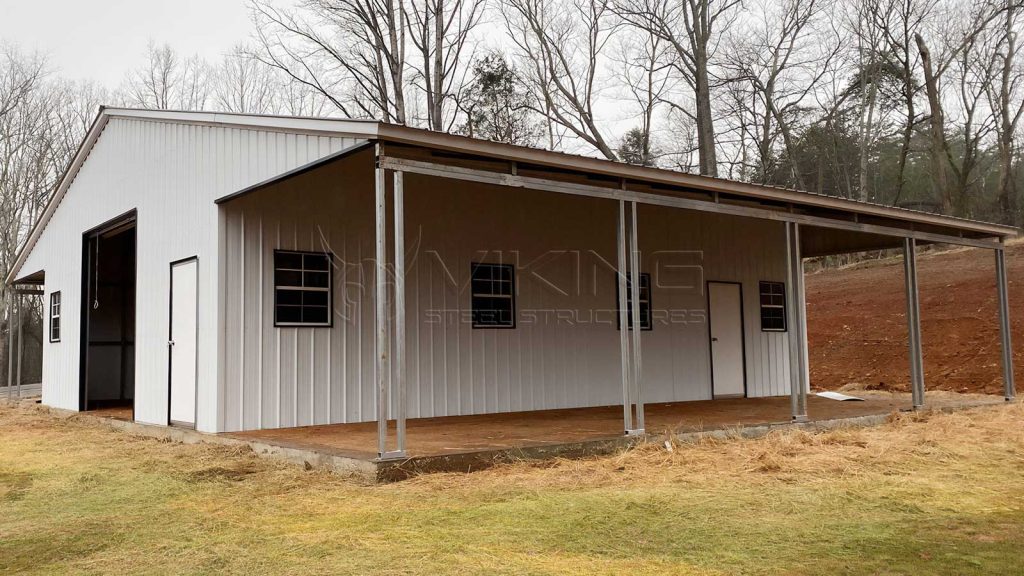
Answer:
616;272;652;331
49;291;61;342
471;263;515;328
759;281;787;332
274;251;332;327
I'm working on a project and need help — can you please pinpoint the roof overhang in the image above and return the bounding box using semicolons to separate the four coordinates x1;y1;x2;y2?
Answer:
374;125;1016;244
215;141;374;205
10;269;44;285
368;138;1014;256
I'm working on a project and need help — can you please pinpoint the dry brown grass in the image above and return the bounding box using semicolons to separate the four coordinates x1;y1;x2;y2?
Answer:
392;398;1016;491
2;398;1024;575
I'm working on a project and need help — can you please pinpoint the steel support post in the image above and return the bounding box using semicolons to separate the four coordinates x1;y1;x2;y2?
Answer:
374;161;391;459
5;297;11;400
374;159;406;461
903;237;925;409
996;246;1015;401
392;170;408;455
627;201;645;434
794;227;809;417
786;222;809;422
616;200;633;432
15;293;22;399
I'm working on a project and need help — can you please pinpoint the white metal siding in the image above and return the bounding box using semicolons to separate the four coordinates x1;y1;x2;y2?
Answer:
19;117;363;431
222;167;793;431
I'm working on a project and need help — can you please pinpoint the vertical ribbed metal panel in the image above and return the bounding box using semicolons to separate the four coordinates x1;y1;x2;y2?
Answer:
21;117;361;431
220;169;791;431
222;151;374;431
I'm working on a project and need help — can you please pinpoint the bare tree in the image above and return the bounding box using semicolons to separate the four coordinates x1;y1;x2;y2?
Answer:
985;0;1024;223
613;0;742;176
215;45;281;114
279;79;334;116
503;0;619;159
120;42;211;110
722;0;840;189
404;0;486;130
177;54;213;111
612;26;672;165
945;21;999;216
122;42;178;109
250;0;408;123
866;0;932;207
913;0;1016;214
0;46;101;338
847;0;890;201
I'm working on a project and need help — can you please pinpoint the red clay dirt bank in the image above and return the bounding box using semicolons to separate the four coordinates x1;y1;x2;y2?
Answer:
806;241;1023;395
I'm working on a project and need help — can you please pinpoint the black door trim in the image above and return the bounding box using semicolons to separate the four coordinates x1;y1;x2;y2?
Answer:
78;210;137;415
167;256;199;429
706;280;749;399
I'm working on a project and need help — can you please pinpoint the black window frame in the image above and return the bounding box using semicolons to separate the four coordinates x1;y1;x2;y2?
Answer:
49;291;61;342
273;250;333;328
759;281;787;332
470;262;516;329
616;272;653;331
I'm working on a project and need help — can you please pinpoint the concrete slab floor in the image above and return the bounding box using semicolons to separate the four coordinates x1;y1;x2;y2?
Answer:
13;390;1007;482
225;391;1006;461
89;406;133;422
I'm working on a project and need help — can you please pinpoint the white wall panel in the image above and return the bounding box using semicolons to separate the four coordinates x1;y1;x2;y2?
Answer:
222;164;792;431
19;117;362;431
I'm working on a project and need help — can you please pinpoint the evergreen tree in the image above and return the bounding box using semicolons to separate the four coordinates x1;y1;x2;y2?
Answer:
459;54;542;146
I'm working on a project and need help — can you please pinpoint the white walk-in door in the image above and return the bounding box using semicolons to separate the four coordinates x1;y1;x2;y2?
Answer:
708;282;746;397
169;258;198;427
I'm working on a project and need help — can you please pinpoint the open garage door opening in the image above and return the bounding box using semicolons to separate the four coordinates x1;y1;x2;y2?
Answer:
79;215;136;418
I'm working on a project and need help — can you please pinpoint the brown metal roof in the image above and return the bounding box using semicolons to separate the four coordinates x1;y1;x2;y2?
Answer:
376;124;1017;240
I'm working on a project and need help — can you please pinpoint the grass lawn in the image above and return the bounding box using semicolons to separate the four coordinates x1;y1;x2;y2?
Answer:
1;401;1023;575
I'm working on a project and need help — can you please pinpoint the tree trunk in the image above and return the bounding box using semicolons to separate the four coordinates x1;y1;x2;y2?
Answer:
858;59;879;202
997;136;1017;224
694;46;718;177
388;0;407;124
996;4;1020;225
915;33;952;214
431;0;444;130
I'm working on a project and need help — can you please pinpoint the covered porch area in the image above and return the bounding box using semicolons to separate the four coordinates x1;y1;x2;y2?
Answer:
215;126;1017;468
363;136;1018;461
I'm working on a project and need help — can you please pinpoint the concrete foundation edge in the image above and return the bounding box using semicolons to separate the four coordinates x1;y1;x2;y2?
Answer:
5;398;1007;484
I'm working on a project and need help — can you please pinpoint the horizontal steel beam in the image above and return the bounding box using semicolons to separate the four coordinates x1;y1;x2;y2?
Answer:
379;156;1002;251
377;126;1016;238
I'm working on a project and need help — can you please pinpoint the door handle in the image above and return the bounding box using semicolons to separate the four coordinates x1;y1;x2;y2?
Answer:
711;337;719;342
168;340;175;347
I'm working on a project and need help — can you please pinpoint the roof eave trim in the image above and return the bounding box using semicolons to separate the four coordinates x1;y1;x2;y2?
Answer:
104;108;382;139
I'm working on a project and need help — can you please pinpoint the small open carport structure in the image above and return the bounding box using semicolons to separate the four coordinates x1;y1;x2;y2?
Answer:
2;284;44;400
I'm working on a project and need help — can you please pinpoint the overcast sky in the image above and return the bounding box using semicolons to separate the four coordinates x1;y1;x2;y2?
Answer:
0;0;253;88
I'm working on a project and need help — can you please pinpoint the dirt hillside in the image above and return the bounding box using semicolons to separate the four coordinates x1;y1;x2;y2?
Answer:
806;240;1024;395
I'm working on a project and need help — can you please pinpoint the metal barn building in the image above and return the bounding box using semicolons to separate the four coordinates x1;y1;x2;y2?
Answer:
6;108;1017;459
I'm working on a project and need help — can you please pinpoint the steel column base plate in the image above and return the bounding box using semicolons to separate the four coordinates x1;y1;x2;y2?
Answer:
376;450;408;462
624;429;646;437
791;415;809;423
